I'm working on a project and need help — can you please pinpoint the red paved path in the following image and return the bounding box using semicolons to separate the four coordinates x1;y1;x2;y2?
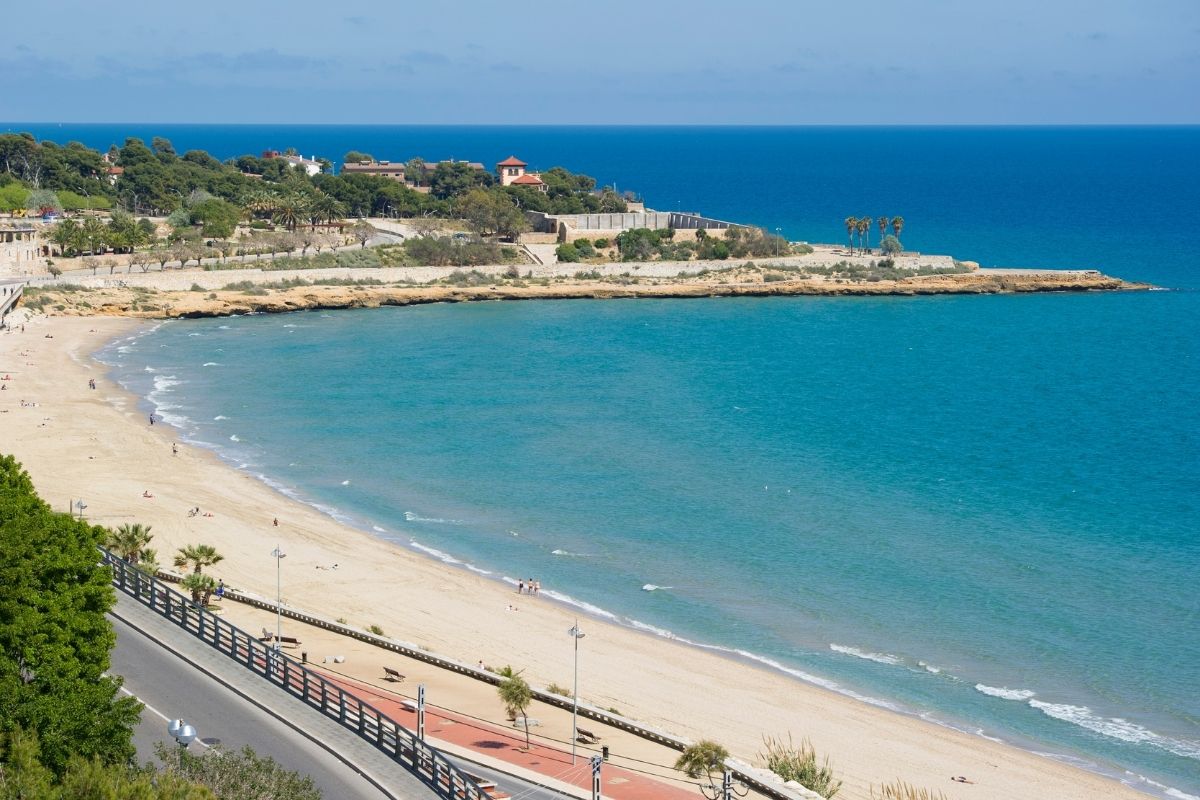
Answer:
316;669;698;800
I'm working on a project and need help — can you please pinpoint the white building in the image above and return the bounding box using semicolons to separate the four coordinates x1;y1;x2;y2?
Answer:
282;154;323;176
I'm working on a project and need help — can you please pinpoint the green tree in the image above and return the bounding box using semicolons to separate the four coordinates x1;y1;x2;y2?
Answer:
26;189;62;216
0;455;141;774
160;741;320;800
49;219;81;257
308;193;345;225
843;217;858;255
856;216;871;254
877;216;888;245
342;150;374;165
497;673;534;750
104;523;154;564
191;198;241;239
172;544;223;575
880;234;902;255
80;216;107;255
180;573;218;605
891;216;905;240
675;739;729;781
458;189;526;240
429;161;489;200
0;182;30;213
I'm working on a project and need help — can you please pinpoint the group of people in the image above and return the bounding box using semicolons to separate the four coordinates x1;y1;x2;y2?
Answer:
516;578;541;595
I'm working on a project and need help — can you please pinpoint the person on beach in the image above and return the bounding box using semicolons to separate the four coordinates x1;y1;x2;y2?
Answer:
142;490;153;498
148;413;154;425
517;579;525;594
273;517;278;527
216;579;225;599
171;443;178;455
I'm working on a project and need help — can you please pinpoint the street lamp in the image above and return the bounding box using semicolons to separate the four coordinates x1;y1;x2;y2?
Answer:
167;718;197;759
74;499;87;520
568;620;586;764
271;546;286;649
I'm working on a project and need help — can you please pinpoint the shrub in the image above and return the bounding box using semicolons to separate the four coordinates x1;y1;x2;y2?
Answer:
759;735;842;798
556;243;581;263
574;270;602;280
880;234;902;255
189;283;205;292
367;624;385;636
546;682;572;696
593;237;609;248
764;272;787;282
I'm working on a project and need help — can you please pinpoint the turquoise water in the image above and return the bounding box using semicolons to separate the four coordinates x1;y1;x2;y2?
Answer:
83;126;1200;798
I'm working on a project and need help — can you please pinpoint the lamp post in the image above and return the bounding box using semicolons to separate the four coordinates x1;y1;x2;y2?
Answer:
74;499;87;520
271;546;286;649
167;718;196;766
568;620;586;764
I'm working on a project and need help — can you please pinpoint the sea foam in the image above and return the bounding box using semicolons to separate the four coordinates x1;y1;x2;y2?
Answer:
975;684;1036;701
830;644;902;666
1028;700;1200;760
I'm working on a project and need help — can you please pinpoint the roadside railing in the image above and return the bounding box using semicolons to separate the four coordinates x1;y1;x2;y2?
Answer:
101;550;488;800
0;282;23;324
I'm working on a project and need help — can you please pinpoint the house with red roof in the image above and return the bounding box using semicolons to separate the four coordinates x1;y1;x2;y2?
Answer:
496;156;546;191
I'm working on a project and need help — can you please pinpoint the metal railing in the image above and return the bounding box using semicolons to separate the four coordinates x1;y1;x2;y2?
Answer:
0;282;24;324
102;550;488;800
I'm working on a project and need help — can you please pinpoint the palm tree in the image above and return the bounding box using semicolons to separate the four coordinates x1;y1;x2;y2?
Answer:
497;673;534;750
272;195;307;232
309;194;346;226
675;739;730;782
877;216;888;246
843;217;858;255
856;217;871;254
50;219;81;257
173;543;224;575
891;216;905;241
105;523;154;563
181;572;217;605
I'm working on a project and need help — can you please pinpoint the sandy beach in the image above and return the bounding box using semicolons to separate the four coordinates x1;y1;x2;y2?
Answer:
0;312;1154;800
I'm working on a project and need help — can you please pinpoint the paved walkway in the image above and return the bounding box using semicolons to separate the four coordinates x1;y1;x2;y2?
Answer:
314;669;699;800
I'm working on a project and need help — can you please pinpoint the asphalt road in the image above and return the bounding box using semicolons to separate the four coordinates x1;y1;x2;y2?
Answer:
109;610;570;800
110;612;393;800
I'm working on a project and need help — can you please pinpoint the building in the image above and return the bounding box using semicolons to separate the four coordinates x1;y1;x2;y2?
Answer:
496;156;528;186
282;154;323;176
496;156;547;192
0;222;45;275
341;160;407;181
510;173;547;192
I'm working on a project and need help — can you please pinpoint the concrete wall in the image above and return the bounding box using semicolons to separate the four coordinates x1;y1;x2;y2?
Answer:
37;250;957;292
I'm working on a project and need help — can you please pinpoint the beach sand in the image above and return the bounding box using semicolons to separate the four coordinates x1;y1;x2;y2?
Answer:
0;313;1153;800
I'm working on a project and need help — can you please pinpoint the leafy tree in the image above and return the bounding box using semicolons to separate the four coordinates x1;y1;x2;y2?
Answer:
497;673;534;750
342;150;374;164
26;189;61;215
173;544;223;575
458;189;526;240
675;739;729;781
429;161;489;200
160;741;320;800
404;157;426;186
556;242;581;263
0;455;141;774
880;234;902;255
191;198;241;239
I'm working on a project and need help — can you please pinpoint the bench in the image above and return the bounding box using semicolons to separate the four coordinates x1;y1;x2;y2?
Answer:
576;727;600;744
277;636;301;648
383;667;405;683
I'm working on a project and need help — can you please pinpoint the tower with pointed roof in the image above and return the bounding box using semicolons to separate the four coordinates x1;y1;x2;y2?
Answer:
496;155;528;186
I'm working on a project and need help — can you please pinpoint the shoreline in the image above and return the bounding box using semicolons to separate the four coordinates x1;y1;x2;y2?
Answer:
0;315;1173;800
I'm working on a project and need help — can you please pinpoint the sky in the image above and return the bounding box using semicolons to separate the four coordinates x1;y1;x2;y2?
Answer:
3;0;1197;124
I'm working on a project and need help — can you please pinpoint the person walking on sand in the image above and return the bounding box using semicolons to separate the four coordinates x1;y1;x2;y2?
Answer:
148;413;154;425
517;579;525;594
172;443;178;456
273;517;278;527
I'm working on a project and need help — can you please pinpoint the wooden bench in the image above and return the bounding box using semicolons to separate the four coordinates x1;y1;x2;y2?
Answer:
278;636;301;648
576;727;600;744
383;667;405;683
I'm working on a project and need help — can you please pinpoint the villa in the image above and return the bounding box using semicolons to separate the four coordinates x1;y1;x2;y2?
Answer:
496;156;546;192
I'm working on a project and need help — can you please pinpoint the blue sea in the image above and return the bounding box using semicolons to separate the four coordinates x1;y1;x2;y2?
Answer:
47;124;1197;798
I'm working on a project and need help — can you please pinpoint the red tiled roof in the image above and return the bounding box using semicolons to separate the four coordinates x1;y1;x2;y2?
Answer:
511;174;544;185
496;156;527;167
107;166;124;175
